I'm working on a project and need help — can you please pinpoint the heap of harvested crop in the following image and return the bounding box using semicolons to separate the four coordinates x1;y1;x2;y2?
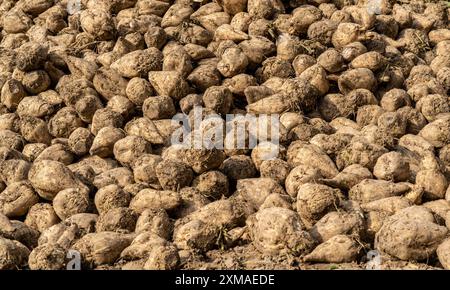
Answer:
0;0;450;270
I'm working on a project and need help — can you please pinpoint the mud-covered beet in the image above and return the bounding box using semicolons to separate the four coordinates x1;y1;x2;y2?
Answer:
0;0;449;271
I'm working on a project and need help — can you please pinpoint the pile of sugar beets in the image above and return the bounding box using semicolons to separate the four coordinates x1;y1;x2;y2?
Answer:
0;0;450;270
